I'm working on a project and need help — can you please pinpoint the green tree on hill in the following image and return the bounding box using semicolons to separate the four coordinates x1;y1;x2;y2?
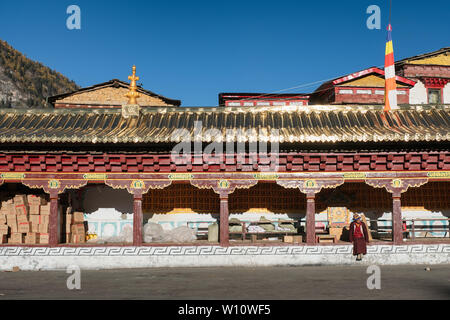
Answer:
0;39;80;108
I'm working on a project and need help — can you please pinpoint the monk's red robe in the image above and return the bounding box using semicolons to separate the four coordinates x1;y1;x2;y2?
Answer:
349;221;369;255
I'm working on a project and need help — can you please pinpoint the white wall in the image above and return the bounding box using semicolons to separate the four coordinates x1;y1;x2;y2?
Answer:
67;186;133;238
2;244;450;270
409;80;427;104
443;82;450;104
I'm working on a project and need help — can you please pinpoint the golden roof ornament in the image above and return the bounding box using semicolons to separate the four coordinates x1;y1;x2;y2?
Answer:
122;65;141;118
125;65;141;105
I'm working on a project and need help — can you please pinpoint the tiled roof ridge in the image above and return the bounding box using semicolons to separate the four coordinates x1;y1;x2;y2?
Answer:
1;104;449;115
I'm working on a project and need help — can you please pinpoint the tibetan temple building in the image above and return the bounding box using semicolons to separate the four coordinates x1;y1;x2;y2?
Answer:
311;47;450;105
0;48;449;249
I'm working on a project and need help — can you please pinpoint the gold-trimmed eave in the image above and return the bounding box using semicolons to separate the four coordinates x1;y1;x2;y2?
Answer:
1;170;450;180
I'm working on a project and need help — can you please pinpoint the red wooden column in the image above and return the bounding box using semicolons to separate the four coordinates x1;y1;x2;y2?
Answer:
306;193;316;245
219;193;229;246
49;191;59;247
133;193;143;246
392;191;403;245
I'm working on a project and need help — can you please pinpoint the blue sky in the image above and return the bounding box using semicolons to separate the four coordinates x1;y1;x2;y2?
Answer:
0;0;449;106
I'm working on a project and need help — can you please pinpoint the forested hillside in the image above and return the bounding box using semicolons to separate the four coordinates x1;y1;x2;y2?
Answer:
0;40;79;108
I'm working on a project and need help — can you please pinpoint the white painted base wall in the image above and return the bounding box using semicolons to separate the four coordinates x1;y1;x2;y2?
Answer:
409;80;427;104
0;244;449;271
444;82;450;104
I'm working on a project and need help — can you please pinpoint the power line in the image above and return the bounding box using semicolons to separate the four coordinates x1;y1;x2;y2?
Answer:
238;63;387;101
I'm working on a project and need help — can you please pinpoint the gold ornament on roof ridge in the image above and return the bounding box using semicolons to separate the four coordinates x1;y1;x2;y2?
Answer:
125;65;140;105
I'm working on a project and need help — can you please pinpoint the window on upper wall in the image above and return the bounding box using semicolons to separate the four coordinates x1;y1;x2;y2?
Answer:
428;89;441;104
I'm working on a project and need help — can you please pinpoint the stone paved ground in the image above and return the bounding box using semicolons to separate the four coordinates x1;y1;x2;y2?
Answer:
0;264;449;300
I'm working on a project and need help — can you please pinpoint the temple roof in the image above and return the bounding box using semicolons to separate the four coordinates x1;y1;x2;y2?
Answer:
48;79;181;108
218;93;310;106
320;67;416;88
0;105;448;144
396;47;450;67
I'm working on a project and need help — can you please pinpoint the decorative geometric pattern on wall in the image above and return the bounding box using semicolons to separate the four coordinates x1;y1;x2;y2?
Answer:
0;244;449;257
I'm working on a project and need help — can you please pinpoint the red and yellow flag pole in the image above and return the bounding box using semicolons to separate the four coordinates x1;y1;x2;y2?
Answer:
384;0;398;112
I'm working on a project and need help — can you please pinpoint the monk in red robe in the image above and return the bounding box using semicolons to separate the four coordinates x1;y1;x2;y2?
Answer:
349;214;369;261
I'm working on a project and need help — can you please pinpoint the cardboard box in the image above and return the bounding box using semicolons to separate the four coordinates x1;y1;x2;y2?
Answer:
29;204;40;215
9;233;24;244
13;195;28;206
10;223;18;233
71;234;85;244
15;204;28;216
41;215;49;225
3;203;15;215
29;215;49;225
71;224;85;235
29;215;39;225
0;204;9;213
30;222;39;233
40;204;50;216
0;225;9;235
39;233;49;244
73;212;84;223
284;235;302;243
27;195;46;205
38;223;49;233
16;214;28;224
25;232;38;244
18;222;30;233
6;214;17;226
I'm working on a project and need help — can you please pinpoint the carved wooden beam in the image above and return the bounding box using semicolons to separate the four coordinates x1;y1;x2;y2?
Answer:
277;178;345;194
22;179;88;195
190;179;258;196
105;179;172;196
365;178;429;194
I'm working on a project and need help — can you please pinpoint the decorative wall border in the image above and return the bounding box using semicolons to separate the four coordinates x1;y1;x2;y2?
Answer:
0;171;448;195
0;244;449;256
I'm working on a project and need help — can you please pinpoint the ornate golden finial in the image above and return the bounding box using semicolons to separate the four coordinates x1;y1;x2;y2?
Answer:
125;65;140;105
